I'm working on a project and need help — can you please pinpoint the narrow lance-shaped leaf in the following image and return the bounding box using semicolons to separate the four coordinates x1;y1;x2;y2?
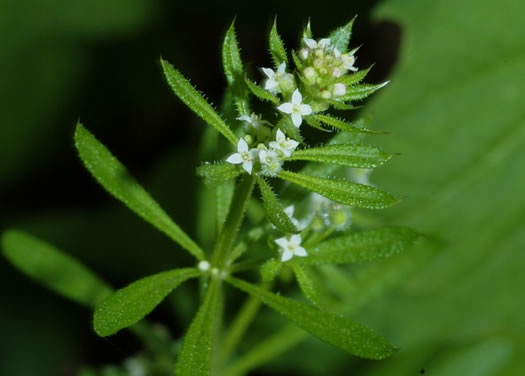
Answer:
269;18;288;66
175;279;220;376
256;176;298;234
328;99;360;110
340;81;390;102
299;226;422;265
260;258;282;283
196;162;240;187
290;263;320;306
278;170;399;209
303;115;331;132
222;20;250;116
328;16;356;54
284;144;392;169
291;49;303;70
226;276;396;359
94;268;201;337
336;64;373;86
160;59;237;146
315;114;380;134
2;230;112;307
245;76;279;105
75;124;206;260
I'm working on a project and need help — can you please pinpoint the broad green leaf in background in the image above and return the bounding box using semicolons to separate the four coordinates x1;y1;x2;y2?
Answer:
227;276;396;360
93;268;200;336
75;123;205;261
285;144;392;169
160;59;237;146
222;20;249;116
2;230;112;307
175;279;220;376
299;227;421;265
196;162;240;187
328;16;356;54
255;176;299;234
278;170;399;209
269;18;288;67
350;0;525;374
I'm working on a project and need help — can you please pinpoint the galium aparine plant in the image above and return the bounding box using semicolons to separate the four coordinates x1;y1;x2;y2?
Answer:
2;17;424;376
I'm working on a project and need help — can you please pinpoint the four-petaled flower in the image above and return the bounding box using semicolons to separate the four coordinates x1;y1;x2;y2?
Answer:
269;129;299;157
262;62;288;93
237;113;267;129
275;234;307;262
277;89;312;128
226;138;258;174
304;38;331;49
259;148;282;176
341;53;358;72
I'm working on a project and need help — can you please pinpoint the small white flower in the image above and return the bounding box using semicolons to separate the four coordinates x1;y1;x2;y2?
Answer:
342;53;358;72
237;113;271;139
259;148;282;176
275;234;307;262
277;89;312;128
226;138;258;174
304;38;331;49
237;113;265;128
262;62;287;93
333;83;346;97
269;129;299;157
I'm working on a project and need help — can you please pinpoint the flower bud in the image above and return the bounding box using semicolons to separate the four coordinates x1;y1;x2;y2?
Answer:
333;83;346;96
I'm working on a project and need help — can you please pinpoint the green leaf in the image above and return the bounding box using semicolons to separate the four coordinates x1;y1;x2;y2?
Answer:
196;162;240;187
284;144;392;169
300;227;421;265
315;114;379;134
226;276;396;359
245;76;279;105
277;116;303;143
290;263;320;306
340;82;390;102
328;99;360;110
278;170;399;209
336;65;373;86
260;258;282;282
2;230;112;307
93;268;200;336
291;49;303;70
75;123;205;260
303;115;331;132
328;16;356;54
303;19;312;40
160;58;237;146
269;18;288;67
255;176;299;234
175;279;220;376
222;20;249;116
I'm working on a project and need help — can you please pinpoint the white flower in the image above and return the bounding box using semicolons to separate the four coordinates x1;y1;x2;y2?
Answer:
259;148;282;176
342;53;358;72
304;38;331;49
262;62;287;93
275;234;307;262
237;113;266;128
237;113;271;139
269;129;299;157
226;138;258;174
333;83;346;97
277;89;312;128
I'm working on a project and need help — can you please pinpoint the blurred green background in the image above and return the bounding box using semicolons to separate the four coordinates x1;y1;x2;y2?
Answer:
1;0;524;375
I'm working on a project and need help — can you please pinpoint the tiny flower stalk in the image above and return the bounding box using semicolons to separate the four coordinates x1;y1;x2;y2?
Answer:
1;16;421;376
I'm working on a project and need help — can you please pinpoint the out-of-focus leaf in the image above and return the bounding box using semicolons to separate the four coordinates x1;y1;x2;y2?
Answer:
260;258;282;283
75;123;205;260
196;162;240;187
175;279;220;376
328;17;356;54
93;268;200;336
285;144;392;169
227;276;396;359
300;227;421;265
2;230;112;307
278;170;399;209
255;176;298;234
269;18;288;67
160;58;237;146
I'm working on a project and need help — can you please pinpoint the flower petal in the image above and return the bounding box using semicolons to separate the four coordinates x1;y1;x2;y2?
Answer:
277;62;287;74
226;153;243;164
319;38;331;48
278;103;294;114
295;247;308;257
281;250;293;262
304;38;316;49
276;129;285;142
291;89;302;105
242;160;253;174
299;104;312;116
237;138;249;152
290;234;302;245
265;79;279;90
237;115;252;123
275;237;289;248
291;113;302;128
262;67;275;78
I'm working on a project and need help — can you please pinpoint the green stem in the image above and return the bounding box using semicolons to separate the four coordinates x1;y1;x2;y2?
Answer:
211;175;255;269
228;257;266;274
216;283;270;368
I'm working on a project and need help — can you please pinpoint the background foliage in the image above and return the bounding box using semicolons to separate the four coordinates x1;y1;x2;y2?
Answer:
1;0;524;375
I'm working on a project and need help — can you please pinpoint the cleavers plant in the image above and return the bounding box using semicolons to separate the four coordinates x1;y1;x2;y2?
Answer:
2;17;425;376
